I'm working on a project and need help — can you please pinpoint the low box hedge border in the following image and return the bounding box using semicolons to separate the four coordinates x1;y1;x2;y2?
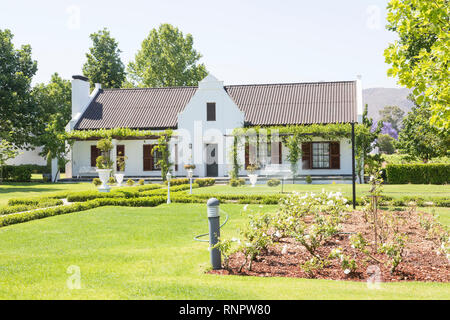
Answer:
0;196;166;228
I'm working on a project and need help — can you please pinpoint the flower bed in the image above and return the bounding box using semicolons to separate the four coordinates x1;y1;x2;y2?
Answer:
210;190;449;282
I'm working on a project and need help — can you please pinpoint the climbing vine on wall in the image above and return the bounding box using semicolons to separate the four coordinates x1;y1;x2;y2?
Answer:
231;123;365;178
66;127;174;180
152;130;173;181
65;127;172;140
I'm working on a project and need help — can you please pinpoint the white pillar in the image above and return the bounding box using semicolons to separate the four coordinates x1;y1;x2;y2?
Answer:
51;158;60;183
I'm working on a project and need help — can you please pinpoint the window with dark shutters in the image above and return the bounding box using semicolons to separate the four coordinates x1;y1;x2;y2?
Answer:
116;145;125;171
330;142;340;169
91;145;100;167
278;142;282;164
207;103;216;121
302;142;312;169
143;145;153;171
245;142;249;169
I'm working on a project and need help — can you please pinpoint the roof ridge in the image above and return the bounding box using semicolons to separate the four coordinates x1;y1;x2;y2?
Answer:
224;80;356;88
102;86;198;91
100;80;356;91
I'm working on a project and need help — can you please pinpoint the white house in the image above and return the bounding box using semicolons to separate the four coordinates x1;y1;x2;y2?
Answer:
65;74;363;183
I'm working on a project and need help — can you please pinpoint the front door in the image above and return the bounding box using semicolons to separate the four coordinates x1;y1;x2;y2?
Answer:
206;144;218;177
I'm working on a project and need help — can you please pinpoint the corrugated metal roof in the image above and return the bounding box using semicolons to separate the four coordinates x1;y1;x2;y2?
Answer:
225;81;357;125
74;81;357;130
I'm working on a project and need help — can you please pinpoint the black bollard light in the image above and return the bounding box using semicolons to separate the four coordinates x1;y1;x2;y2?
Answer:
207;198;221;270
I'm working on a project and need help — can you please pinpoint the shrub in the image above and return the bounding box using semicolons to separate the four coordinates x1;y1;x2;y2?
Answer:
0;165;32;182
305;175;312;184
386;163;450;184
229;179;240;187
238;178;246;185
126;179;134;186
138;179;145;185
92;178;101;186
194;178;215;187
108;176;116;184
267;179;281;187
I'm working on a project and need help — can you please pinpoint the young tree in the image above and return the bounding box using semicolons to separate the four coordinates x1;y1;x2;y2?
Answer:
385;0;449;130
355;104;382;183
32;73;71;169
128;24;207;87
376;134;396;155
82;28;126;88
378;106;404;132
397;101;448;162
0;29;38;147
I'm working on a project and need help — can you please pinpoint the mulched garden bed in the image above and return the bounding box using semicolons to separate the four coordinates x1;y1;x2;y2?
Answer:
209;209;450;282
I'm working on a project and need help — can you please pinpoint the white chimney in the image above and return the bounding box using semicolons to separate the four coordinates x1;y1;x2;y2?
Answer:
71;75;91;119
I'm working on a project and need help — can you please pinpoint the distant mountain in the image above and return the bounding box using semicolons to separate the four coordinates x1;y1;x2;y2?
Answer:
362;88;414;122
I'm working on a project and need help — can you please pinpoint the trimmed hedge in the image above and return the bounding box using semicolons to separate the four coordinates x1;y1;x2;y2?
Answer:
165;178;189;186
0;196;165;227
386;163;450;184
0;198;63;216
194;178;215;187
1;165;32;182
171;193;285;205
267;179;281;187
66;183;198;202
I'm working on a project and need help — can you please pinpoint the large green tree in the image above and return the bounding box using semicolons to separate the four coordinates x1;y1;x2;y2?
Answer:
32;73;71;165
0;29;38;147
82;28;125;88
397;100;448;162
378;105;404;132
385;0;449;130
128;24;207;87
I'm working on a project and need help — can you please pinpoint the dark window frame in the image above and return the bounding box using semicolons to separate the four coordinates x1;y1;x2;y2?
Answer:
311;142;331;169
206;102;216;121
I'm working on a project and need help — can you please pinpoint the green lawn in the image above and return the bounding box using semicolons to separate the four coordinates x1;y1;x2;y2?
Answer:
0;182;95;206
0;203;448;299
193;183;450;199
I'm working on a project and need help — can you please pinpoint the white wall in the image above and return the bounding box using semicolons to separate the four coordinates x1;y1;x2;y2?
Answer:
72;138;181;178
5;147;47;166
177;74;245;177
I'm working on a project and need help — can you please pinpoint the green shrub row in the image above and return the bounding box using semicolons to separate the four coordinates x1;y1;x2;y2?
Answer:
170;193;285;205
385;163;450;184
194;178;215;187
165;178;189;186
65;183;198;202
0;196;165;228
1;165;32;182
0;198;63;216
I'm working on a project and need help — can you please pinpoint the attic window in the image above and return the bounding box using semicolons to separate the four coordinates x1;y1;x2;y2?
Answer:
207;103;216;121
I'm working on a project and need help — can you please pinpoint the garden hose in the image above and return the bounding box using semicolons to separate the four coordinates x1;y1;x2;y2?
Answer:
193;209;229;242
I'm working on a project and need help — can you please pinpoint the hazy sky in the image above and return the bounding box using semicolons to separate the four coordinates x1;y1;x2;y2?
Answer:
1;0;399;89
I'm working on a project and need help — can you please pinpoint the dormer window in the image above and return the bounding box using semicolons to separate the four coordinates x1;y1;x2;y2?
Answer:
207;103;216;121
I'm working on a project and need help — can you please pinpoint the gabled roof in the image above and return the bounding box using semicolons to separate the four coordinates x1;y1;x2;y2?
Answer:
74;81;357;130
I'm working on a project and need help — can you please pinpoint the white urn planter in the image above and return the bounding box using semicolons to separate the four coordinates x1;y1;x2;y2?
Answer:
248;174;258;187
114;173;124;187
96;168;112;192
